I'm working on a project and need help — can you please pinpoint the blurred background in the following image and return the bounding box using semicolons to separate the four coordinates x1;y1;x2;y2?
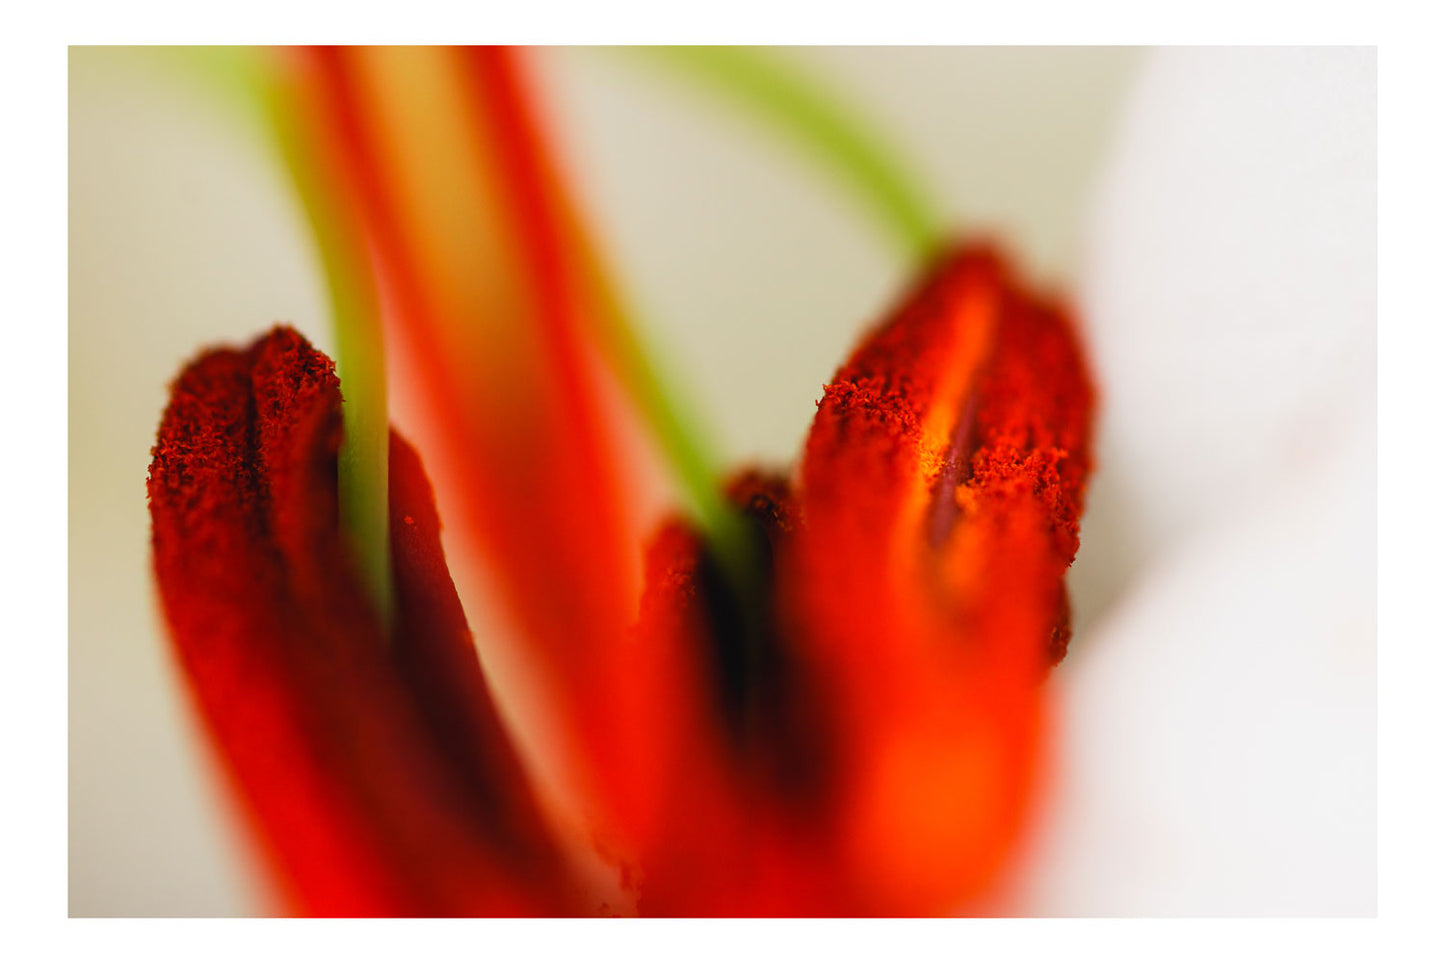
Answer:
69;46;1374;916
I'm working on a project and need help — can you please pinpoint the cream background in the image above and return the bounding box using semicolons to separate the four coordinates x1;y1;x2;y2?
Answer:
72;46;1152;916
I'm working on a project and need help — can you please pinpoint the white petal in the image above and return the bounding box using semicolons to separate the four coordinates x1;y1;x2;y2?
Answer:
1017;47;1376;915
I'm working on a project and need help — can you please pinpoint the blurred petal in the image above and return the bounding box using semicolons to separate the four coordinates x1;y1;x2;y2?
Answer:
1071;46;1375;618
1021;416;1373;915
1017;47;1375;915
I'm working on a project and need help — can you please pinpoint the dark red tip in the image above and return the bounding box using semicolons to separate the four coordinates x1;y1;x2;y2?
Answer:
148;327;578;916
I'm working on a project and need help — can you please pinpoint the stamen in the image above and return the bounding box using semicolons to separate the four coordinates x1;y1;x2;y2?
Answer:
265;51;393;623
151;47;395;623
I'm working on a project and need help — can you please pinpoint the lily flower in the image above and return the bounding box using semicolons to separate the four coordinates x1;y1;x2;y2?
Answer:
145;45;1095;916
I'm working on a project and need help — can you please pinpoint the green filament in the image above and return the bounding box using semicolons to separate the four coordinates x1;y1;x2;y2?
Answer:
630;46;944;262
576;248;752;577
263;64;393;626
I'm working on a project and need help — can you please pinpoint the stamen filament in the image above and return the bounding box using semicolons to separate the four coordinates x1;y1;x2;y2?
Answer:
264;56;393;624
568;234;754;575
628;46;945;262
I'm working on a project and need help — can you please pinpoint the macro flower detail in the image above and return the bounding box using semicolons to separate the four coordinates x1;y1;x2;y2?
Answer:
148;237;1094;915
622;244;1093;915
147;329;579;915
60;44;1375;920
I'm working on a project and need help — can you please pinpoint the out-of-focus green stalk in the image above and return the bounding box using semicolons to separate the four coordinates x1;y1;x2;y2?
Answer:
571;240;752;573
631;46;945;263
264;64;393;626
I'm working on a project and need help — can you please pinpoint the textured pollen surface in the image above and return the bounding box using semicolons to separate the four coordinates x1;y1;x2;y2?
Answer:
148;327;575;916
790;243;1095;912
626;244;1096;915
